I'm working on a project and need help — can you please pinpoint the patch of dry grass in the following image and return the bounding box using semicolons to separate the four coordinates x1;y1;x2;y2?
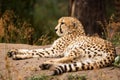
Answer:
0;10;34;44
97;14;120;46
0;55;23;80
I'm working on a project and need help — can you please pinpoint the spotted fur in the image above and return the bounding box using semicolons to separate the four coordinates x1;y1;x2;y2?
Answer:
7;17;116;75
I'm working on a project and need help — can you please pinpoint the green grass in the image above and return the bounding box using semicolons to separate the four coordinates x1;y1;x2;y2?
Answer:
113;55;120;68
27;75;59;80
28;74;87;80
28;75;50;80
67;74;86;80
0;72;6;80
111;32;120;46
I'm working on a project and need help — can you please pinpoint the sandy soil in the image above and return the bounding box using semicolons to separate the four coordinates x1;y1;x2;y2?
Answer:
0;43;120;80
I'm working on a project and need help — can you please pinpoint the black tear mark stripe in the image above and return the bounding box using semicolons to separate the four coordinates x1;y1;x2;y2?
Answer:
60;24;63;33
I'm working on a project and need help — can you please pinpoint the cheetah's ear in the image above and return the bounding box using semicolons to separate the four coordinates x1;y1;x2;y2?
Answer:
72;22;77;28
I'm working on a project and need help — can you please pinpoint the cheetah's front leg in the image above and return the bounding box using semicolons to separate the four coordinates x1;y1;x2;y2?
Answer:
7;49;40;60
7;47;62;60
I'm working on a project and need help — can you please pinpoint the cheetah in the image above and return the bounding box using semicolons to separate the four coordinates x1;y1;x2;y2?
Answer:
7;17;116;75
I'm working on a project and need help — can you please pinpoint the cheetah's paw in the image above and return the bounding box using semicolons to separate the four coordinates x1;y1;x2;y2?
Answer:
7;49;21;60
7;49;18;57
39;63;53;70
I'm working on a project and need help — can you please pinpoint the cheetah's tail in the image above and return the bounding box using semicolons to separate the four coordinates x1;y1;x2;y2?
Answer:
52;56;115;75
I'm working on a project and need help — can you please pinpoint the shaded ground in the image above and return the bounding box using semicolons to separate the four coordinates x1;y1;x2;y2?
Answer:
0;43;120;80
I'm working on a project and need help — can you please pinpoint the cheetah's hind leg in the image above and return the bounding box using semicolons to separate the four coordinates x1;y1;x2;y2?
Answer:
39;56;74;70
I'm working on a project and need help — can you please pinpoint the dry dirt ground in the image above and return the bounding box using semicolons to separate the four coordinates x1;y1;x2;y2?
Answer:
0;43;120;80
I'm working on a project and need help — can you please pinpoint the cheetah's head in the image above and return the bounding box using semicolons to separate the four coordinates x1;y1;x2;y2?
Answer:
55;17;85;36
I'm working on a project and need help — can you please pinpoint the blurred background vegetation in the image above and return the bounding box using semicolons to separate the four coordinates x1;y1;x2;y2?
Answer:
0;0;68;45
0;0;119;46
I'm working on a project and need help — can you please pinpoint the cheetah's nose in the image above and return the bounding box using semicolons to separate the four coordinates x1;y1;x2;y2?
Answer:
55;29;58;32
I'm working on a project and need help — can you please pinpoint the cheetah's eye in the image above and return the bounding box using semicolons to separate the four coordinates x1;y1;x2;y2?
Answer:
61;22;65;25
